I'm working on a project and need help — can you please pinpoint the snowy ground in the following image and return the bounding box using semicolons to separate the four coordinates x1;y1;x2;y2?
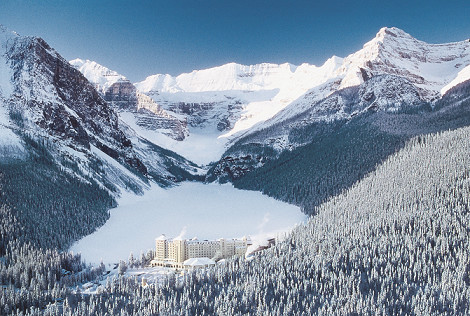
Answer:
119;111;228;165
71;182;305;265
80;266;176;294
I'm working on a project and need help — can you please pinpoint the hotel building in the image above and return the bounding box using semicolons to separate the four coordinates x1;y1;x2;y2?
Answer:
150;234;252;268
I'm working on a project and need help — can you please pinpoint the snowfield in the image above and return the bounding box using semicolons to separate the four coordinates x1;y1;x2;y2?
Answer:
71;182;305;265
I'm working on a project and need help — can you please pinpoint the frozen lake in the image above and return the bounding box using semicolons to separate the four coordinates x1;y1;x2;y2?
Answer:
71;182;305;265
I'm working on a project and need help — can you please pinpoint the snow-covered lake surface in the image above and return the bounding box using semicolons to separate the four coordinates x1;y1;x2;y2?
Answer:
71;182;305;265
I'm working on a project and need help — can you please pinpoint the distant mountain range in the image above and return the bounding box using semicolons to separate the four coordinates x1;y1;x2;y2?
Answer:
1;24;469;201
70;27;470;166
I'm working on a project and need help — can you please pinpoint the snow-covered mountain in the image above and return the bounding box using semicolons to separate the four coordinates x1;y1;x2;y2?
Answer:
205;28;470;185
133;58;343;163
71;58;343;164
241;27;470;138
71;27;469;164
0;25;200;195
69;58;127;94
337;27;470;94
69;27;470;166
70;59;188;142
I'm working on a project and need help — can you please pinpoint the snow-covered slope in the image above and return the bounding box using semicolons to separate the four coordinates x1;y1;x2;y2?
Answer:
136;59;342;94
136;58;343;138
0;25;199;195
131;28;470;163
337;27;470;94
252;27;470;135
69;58;126;94
72;27;470;165
441;64;470;95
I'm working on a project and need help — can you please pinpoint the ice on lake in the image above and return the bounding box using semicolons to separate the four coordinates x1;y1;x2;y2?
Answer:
71;182;305;264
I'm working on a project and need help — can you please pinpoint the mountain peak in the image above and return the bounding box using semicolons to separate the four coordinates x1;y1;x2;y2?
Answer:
70;58;127;93
69;58;85;66
375;27;415;41
0;24;21;44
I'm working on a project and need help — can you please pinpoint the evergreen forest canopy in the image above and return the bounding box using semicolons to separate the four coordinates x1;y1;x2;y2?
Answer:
10;106;470;315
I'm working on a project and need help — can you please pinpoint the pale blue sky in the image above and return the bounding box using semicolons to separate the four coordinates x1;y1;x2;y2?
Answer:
1;0;469;81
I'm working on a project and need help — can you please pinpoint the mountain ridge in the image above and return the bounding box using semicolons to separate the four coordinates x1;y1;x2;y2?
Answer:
0;25;200;195
70;27;470;165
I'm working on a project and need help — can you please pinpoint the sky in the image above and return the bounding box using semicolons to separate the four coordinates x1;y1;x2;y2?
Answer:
1;0;469;82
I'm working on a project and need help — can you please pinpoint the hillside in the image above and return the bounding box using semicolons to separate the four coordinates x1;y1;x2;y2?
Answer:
0;25;204;314
52;106;470;315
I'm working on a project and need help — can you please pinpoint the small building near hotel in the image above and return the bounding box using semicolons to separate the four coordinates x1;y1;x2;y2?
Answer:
183;257;216;269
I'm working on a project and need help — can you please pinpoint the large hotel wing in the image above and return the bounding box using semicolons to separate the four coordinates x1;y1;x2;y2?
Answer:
150;234;274;269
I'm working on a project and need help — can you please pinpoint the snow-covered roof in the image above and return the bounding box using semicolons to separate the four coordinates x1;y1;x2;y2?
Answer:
156;234;167;241
183;257;215;267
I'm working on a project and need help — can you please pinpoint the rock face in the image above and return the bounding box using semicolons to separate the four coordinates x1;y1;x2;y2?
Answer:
104;80;137;110
70;59;188;141
2;31;146;174
134;92;187;140
70;27;470;169
0;26;200;194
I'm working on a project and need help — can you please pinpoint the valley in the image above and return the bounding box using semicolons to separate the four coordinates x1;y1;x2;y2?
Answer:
1;19;470;315
71;182;304;265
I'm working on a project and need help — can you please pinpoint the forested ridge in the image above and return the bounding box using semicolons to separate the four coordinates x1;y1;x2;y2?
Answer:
0;134;116;314
220;80;470;215
34;114;470;315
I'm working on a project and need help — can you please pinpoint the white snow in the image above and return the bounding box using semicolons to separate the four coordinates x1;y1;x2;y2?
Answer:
119;111;226;165
71;182;305;265
70;28;470;166
337;27;470;94
126;57;345;164
135;58;343;139
251;27;470;136
132;28;470;159
183;257;215;266
69;58;127;93
441;64;470;95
